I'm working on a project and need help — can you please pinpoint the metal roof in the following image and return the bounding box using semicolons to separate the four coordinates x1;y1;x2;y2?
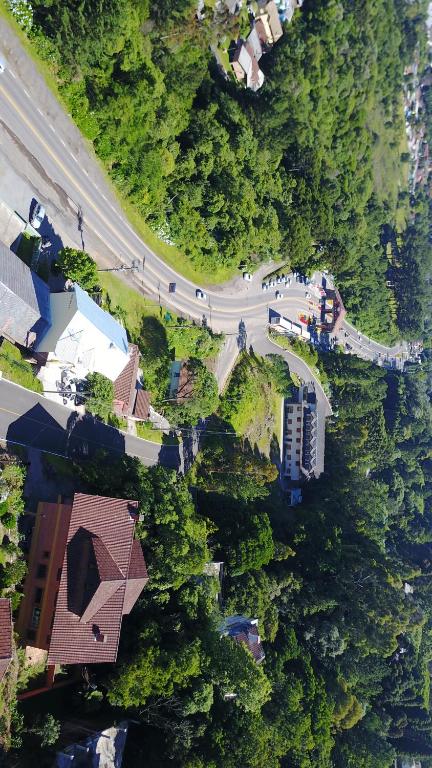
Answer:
0;239;51;348
74;285;128;355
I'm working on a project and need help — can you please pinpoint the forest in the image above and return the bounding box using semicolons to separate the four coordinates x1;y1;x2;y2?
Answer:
12;0;429;340
4;346;432;767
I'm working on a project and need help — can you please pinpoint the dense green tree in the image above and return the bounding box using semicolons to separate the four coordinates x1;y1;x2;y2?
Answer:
55;247;99;291
85;372;115;421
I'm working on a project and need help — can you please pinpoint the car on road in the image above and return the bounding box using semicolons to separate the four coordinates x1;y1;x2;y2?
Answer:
169;282;176;293
261;282;268;291
243;272;252;281
305;291;311;299
284;277;292;286
269;278;276;287
275;290;284;300
0;60;5;74
30;201;45;229
196;288;207;300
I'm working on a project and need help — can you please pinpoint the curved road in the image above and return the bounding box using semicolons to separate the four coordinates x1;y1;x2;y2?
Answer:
0;23;409;462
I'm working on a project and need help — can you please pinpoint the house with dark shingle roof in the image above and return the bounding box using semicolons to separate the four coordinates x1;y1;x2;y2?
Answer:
0;239;51;349
221;616;265;663
0;598;12;682
113;344;151;421
17;494;148;666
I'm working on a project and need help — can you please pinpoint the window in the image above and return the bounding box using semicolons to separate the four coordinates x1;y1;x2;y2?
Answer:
296;428;301;434
34;587;43;604
43;551;50;559
287;419;292;424
56;568;62;581
37;564;47;579
31;607;41;629
296;460;300;466
26;629;36;642
287;406;293;413
296;449;300;455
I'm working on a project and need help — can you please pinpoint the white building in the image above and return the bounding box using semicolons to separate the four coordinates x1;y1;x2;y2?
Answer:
36;284;129;381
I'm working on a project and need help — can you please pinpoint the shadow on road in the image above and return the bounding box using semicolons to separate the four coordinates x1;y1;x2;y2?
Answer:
6;403;126;460
158;432;181;471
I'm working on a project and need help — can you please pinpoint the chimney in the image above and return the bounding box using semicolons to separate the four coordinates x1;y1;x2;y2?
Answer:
94;632;107;643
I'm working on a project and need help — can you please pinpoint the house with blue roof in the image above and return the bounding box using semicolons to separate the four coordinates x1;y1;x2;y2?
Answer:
36;284;130;381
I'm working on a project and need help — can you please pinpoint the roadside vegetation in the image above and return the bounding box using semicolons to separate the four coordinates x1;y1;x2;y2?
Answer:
5;0;428;340
219;352;289;456
0;340;43;394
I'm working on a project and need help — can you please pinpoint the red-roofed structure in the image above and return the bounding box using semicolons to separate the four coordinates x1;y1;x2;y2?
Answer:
0;598;12;681
17;494;148;666
221;616;265;664
113;344;140;418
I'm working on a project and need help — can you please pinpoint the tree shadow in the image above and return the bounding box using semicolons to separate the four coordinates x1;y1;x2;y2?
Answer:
157;431;181;472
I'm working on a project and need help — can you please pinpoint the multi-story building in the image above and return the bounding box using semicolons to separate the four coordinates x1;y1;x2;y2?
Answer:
17;493;148;667
282;386;325;501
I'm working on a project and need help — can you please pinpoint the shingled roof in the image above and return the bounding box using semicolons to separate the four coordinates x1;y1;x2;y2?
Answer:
48;494;148;665
0;598;12;681
0;239;51;348
113;344;140;417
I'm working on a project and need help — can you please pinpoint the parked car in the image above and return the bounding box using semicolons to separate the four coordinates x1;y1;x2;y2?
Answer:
0;60;5;74
196;288;207;300
169;282;177;293
305;291;311;299
269;278;276;287
285;277;292;286
30;201;45;229
262;282;268;291
275;290;284;300
243;272;252;281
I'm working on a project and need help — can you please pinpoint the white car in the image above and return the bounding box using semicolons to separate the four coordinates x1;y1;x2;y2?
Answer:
285;277;292;286
0;60;5;74
305;291;311;299
275;290;284;300
30;202;46;229
269;278;276;287
196;288;207;300
262;282;268;291
243;272;252;281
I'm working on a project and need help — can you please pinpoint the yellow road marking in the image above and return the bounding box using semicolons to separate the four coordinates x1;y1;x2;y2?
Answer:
0;84;317;321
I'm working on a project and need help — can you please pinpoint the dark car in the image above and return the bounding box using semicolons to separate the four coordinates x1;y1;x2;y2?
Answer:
169;282;177;293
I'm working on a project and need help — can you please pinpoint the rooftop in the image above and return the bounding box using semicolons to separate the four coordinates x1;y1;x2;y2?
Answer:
0;598;12;681
48;494;148;665
0;238;51;348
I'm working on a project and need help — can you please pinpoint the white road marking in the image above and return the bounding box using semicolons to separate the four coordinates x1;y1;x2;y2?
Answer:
71;153;77;162
9;70;16;79
23;88;30;98
50;124;56;133
60;138;66;147
37;107;43;116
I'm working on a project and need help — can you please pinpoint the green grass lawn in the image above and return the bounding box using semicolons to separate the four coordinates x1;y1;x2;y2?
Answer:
135;421;180;445
367;98;410;231
0;341;42;393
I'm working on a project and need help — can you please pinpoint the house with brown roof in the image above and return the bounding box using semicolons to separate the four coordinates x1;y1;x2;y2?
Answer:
17;494;148;666
221;616;265;663
113;343;151;422
0;598;12;682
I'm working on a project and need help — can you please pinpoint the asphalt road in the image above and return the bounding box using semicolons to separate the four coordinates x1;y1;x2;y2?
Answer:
0;22;409;466
0;378;183;469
